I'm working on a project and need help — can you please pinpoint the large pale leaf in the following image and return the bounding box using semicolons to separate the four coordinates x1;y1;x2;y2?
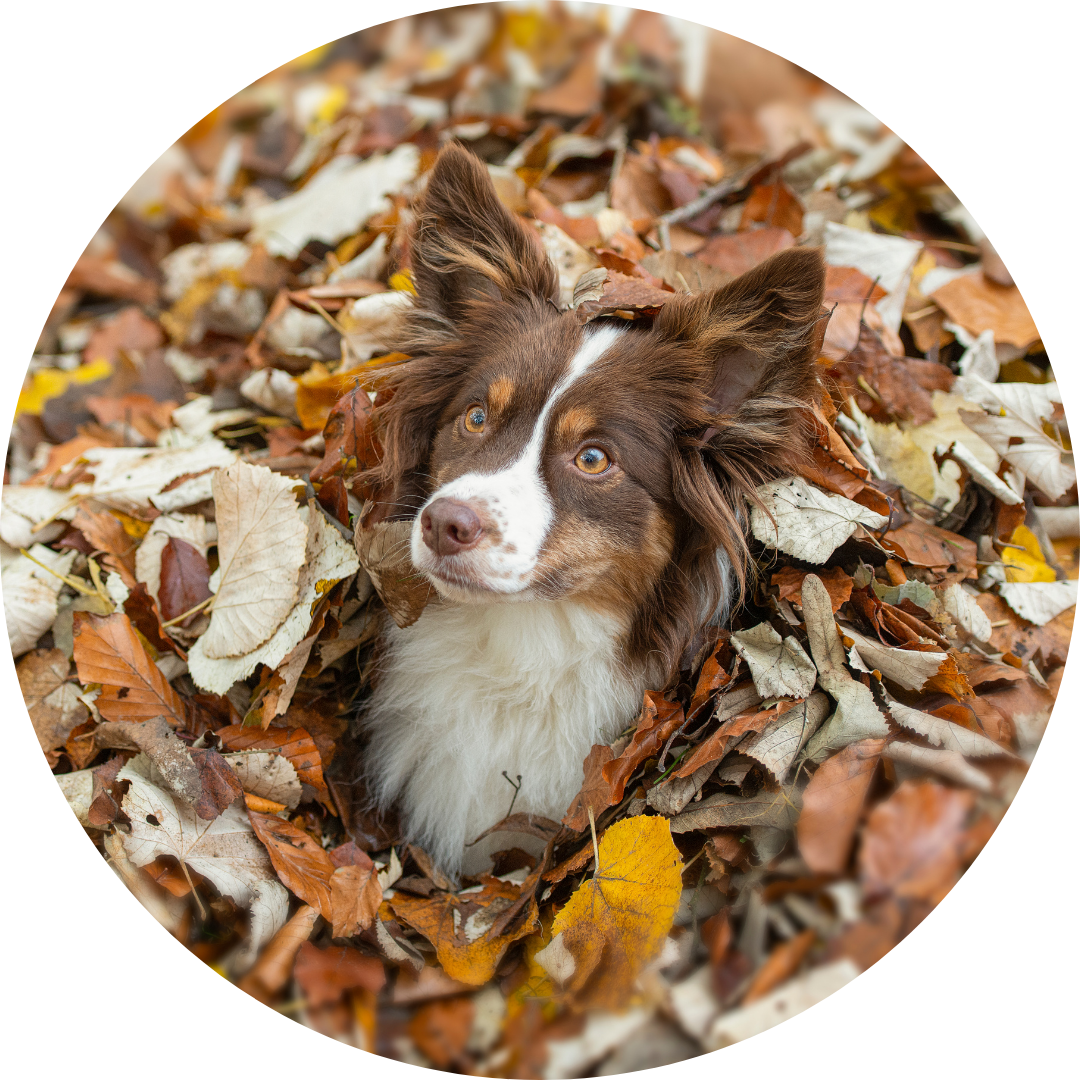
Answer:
888;701;1009;758
997;580;1077;626
731;621;816;699
750;477;888;564
199;461;308;659
843;627;947;692
3;544;77;657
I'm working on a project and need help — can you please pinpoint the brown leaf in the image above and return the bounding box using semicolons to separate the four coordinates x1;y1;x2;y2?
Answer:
743;929;816;1003
355;519;434;629
696;227;795;275
17;648;88;752
72;505;137;586
310;385;379;486
72;612;187;727
975;592;1073;670
881;519;977;576
93;716;202;805
576;272;674;321
330;862;383;938
739;183;803;237
66;254;157;305
772;566;853;613
293;941;386;1007
83;306;164;364
824;898;904;972
529;39;602;116
158;537;212;625
239;904;320;1004
87;754;129;827
190;747;244;820
248;810;334;919
673;705;780;779
859;780;975;905
216;723;328;803
797;739;885;874
930;270;1039;348
602;691;684;802
408;998;475;1070
562;744;616;831
824;266;888;305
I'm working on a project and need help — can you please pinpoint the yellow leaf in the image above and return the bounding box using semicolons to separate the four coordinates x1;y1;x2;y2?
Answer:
17;358;112;416
1005;524;1056;583
389;270;416;294
536;815;683;1010
294;363;362;431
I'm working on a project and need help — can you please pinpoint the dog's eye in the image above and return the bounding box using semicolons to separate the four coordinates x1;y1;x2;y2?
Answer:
464;405;486;433
575;446;610;474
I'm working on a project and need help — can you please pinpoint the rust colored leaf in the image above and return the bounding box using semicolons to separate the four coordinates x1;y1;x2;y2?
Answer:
158;537;212;625
772;565;853;612
602;691;684;802
976;592;1073;670
562;744;616;831
859;780;975;905
310;384;379;487
529;39;602;116
316;475;350;527
408;998;475;1070
83;306;164;364
687;640;735;718
577;272;674;321
190;747;244;820
739;183;803;237
697;227;795;275
930;270;1039;348
72;612;186;727
882;519;977;576
17;648;88;752
824;898;904;972
743;929;816;1003
797;738;885;874
330;861;383;938
674;706;780;779
216;723;328;802
239;905;320;1004
248;810;334;919
824;266;888;305
72;505;137;586
87;754;129;827
293;941;385;1007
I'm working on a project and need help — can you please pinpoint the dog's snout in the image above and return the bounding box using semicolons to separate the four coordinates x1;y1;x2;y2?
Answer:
421;498;484;556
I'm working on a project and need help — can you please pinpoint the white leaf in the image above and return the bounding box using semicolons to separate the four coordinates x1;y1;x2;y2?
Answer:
534;221;600;309
823;222;922;332
189;507;359;693
800;575;889;761
73;440;238;513
998;580;1078;626
741;693;832;782
940;582;993;642
160;240;250;302
943;440;1022;505
170;396;255;440
750;477;888;565
134;512;210;607
1;485;74;548
199;462;308;659
223;751;301;809
842;627;946;691
239;368;299;420
731;622;817;699
341;291;412;366
119;758;288;965
57;769;95;827
248;145;420;259
3;545;76;657
888;701;1009;758
882;741;993;794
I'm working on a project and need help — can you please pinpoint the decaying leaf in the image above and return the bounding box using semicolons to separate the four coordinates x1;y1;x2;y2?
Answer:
731;622;816;699
17;648;87;751
4;544;77;657
355;520;434;629
997;581;1078;626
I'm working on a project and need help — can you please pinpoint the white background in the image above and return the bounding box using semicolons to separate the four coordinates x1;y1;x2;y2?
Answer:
1;1;1076;1075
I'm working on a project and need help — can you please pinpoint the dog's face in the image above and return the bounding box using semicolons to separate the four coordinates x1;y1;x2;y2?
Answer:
371;145;825;669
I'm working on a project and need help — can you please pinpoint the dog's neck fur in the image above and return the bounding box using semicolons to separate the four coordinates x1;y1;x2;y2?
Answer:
364;598;646;877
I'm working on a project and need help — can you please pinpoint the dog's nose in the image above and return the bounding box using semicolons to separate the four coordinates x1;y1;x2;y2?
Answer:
421;499;484;556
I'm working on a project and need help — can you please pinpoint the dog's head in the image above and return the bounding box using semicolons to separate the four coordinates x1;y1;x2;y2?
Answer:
368;144;825;677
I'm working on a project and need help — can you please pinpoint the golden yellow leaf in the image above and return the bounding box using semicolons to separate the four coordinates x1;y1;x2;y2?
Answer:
1004;524;1056;583
536;815;683;1010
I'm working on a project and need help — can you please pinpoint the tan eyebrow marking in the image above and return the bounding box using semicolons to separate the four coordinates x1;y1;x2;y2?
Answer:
555;405;597;443
487;376;514;415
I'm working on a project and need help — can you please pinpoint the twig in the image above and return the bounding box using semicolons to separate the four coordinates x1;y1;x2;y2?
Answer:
179;860;207;919
588;807;601;877
17;547;96;596
160;593;215;628
502;771;523;817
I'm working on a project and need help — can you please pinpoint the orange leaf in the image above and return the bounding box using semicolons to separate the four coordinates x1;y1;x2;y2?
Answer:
743;929;816;1003
562;744;616;831
293;941;385;1007
673;706;780;779
248;810;334;919
330;862;383;938
72;612;186;727
407;998;475;1070
216;724;328;802
772;565;854;613
602;691;683;802
797;738;884;874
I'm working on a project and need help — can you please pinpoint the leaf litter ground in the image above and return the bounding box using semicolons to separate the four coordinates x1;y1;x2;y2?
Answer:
6;5;1074;1076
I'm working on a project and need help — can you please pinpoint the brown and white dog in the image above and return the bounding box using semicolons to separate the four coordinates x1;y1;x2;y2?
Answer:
360;145;825;876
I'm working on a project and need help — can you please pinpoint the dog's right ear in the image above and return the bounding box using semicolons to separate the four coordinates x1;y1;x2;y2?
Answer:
410;143;558;324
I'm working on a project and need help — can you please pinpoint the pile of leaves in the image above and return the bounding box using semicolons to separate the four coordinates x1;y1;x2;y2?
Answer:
7;6;1074;1076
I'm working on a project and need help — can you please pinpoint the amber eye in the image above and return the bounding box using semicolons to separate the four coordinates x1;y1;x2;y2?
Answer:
575;446;610;475
464;405;486;433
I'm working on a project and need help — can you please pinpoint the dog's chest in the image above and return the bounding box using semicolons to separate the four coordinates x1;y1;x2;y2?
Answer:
364;600;644;874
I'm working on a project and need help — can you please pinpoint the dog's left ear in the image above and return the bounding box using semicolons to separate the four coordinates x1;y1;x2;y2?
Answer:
410;143;559;323
653;247;826;416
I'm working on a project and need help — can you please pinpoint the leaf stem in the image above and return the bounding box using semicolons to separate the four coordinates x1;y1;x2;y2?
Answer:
160;593;215;628
588;806;601;877
17;547;96;595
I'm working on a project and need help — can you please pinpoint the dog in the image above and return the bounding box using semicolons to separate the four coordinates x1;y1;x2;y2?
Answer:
358;144;825;877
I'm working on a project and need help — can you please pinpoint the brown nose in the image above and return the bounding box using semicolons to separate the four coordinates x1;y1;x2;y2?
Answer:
421;499;484;556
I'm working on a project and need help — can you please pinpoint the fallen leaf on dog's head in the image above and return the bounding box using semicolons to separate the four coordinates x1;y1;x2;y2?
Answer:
199;461;308;659
751;477;889;565
17;648;87;752
536;815;682;1010
731;622;816;700
798;738;884;874
247;809;335;920
72;612;187;727
859;780;975;905
119;755;288;966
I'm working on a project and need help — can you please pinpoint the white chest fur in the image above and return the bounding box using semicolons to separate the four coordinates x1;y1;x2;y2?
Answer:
362;599;645;876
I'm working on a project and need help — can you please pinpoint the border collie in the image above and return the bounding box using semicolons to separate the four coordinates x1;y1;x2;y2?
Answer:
359;144;825;876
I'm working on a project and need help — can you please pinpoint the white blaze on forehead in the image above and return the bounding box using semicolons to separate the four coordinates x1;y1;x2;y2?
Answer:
412;323;624;593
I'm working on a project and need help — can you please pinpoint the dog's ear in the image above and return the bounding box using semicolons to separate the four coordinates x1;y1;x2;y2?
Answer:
410;143;558;322
653;246;826;416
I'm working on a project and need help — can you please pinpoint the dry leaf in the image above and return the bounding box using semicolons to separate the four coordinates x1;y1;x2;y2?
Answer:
562;744;616;831
247;810;335;920
997;581;1078;626
4;544;77;657
888;701;1010;758
217;724;328;803
330;861;384;937
354;519;433;629
731;622;816;699
199;461;308;659
602;691;684;802
741;692;831;782
224;751;302;810
536;816;682;1009
17;648;87;751
293;941;386;1006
